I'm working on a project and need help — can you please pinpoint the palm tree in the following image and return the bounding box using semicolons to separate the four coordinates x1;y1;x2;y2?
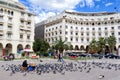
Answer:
89;39;99;53
98;37;106;54
54;38;70;54
107;36;116;54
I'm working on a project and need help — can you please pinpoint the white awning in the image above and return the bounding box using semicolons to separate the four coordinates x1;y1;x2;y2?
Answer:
24;49;33;52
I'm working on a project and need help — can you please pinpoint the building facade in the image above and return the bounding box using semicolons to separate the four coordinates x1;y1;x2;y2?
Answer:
35;21;45;40
0;0;35;57
37;10;120;51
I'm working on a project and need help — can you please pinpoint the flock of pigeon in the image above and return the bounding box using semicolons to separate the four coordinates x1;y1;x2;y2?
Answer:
1;60;120;79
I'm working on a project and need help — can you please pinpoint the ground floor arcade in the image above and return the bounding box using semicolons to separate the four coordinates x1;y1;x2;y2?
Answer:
0;42;33;58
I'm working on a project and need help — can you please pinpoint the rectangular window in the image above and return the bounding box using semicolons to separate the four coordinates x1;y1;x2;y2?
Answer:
76;32;78;35
105;32;108;36
65;25;68;29
27;35;30;39
7;33;12;38
0;16;3;20
98;28;101;30
81;38;83;42
118;26;120;29
21;12;24;16
118;32;120;35
71;37;73;41
81;33;84;36
71;32;73;35
99;33;101;36
8;17;12;22
65;37;68;41
20;34;23;39
111;32;114;36
111;27;114;30
87;38;89;42
87;33;89;36
76;38;78;42
92;33;95;36
65;31;68;35
76;27;78;29
119;38;120;43
60;25;62;28
105;27;107;30
86;28;89;30
92;28;95;30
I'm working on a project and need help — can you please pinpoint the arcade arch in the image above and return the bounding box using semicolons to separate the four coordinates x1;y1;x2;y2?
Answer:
5;43;12;55
17;44;23;54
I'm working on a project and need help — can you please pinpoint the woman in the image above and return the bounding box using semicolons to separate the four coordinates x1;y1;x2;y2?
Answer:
22;60;28;71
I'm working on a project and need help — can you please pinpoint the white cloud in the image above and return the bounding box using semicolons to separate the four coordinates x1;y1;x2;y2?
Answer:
80;0;85;7
24;0;99;23
79;0;98;8
35;11;56;23
86;0;95;7
105;3;113;7
28;0;81;11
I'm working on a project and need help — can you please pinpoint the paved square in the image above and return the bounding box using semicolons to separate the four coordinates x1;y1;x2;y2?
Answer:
0;59;120;80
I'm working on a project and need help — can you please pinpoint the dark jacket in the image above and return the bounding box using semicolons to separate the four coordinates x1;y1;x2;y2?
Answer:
22;60;28;67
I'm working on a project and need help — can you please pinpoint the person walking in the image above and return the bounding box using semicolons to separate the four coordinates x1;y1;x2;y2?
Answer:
58;53;64;62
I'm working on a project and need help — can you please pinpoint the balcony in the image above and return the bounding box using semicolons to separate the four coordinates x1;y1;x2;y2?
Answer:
25;27;31;31
0;19;4;23
27;17;32;21
19;30;25;34
20;23;25;27
26;39;31;42
20;16;25;21
26;31;31;34
0;26;3;31
26;25;31;29
0;36;3;40
19;26;25;30
19;38;24;42
8;20;13;24
7;28;12;32
6;37;12;40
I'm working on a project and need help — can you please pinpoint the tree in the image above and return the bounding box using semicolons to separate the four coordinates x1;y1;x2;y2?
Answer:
33;39;50;56
33;39;41;53
107;36;116;54
89;39;99;53
54;38;70;53
97;37;106;53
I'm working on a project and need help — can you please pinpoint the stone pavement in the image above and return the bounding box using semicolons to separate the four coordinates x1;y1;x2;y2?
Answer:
0;58;120;80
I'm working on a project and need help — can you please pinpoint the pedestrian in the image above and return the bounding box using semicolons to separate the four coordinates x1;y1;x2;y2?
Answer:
22;60;28;71
58;53;64;62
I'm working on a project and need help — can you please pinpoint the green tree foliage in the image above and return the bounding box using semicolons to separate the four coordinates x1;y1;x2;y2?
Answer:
89;39;99;53
54;38;70;53
33;39;50;54
89;36;116;54
98;37;106;53
107;36;116;53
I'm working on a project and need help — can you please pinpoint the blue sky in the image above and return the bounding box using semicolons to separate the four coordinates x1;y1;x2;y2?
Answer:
19;0;120;23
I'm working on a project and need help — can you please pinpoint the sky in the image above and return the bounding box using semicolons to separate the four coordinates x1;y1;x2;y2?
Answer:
19;0;120;23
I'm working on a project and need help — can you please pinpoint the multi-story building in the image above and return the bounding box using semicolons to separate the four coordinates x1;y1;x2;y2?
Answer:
36;10;120;51
35;21;46;40
0;0;35;57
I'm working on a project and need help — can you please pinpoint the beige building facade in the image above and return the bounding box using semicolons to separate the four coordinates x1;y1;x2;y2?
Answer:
41;11;120;50
0;0;35;57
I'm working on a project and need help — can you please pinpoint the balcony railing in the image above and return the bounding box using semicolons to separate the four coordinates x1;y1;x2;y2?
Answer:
0;36;3;40
0;26;3;30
